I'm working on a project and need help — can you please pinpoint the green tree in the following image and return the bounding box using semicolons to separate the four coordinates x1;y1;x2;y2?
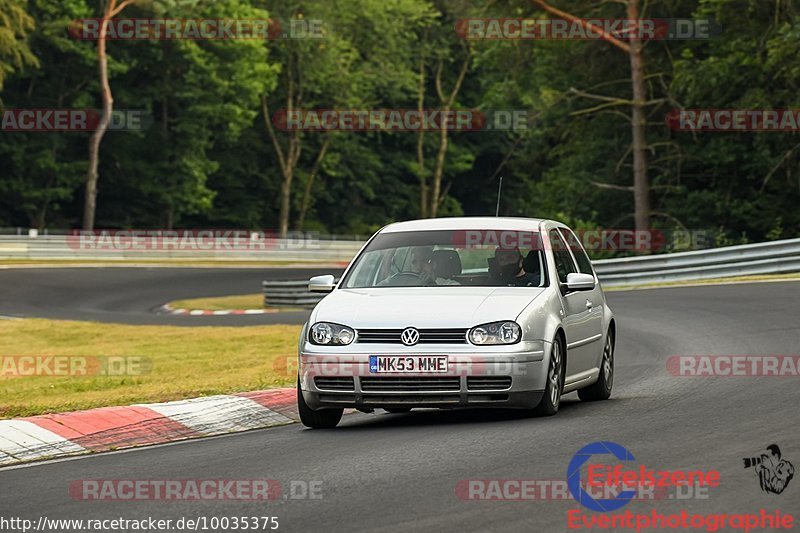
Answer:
0;0;93;227
94;0;279;228
0;0;38;90
260;0;437;236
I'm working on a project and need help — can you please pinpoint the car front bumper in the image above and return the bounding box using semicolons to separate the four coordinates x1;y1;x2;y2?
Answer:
298;341;549;410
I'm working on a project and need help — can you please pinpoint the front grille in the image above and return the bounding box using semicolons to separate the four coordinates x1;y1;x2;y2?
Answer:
314;377;355;391
362;395;460;405
467;376;513;391
360;377;461;392
467;394;509;402
319;394;356;403
356;328;468;344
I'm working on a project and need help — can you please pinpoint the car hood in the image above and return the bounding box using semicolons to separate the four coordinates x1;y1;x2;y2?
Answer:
311;286;545;328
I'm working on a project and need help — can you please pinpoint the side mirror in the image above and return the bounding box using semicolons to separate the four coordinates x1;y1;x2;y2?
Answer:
565;272;595;292
308;274;336;293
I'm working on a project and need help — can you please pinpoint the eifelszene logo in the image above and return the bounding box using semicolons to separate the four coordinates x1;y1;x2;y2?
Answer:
743;444;795;495
567;441;720;512
567;441;637;512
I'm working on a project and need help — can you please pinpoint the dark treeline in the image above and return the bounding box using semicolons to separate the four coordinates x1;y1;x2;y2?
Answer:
1;0;799;249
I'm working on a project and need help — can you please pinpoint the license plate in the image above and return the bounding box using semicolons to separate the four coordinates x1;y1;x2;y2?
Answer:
369;355;448;373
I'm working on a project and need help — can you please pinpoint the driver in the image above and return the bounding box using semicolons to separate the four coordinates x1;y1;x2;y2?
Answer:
494;247;538;287
410;246;434;276
378;246;436;287
410;246;459;285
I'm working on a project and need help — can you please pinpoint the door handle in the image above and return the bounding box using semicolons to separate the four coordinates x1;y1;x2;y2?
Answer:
585;300;593;310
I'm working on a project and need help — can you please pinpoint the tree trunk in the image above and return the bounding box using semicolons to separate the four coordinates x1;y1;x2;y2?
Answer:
427;53;470;218
278;168;292;237
82;0;136;230
261;95;301;239
416;57;428;217
297;135;331;230
627;0;650;233
429;125;449;217
532;0;651;233
277;131;301;238
83;18;112;231
262;50;302;239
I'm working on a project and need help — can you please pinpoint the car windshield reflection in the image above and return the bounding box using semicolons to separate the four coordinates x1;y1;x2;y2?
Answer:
342;230;548;288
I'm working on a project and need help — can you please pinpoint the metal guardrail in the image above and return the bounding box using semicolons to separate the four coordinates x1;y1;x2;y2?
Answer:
260;238;800;307
262;280;337;308
594;238;800;286
1;233;797;304
0;235;363;263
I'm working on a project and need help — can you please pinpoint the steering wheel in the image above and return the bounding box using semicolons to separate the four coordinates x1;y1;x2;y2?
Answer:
383;271;423;286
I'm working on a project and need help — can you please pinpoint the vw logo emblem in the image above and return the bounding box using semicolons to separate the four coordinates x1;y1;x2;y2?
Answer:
400;327;420;346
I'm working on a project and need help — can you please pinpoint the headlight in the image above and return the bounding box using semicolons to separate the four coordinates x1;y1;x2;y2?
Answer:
468;321;521;345
309;322;355;346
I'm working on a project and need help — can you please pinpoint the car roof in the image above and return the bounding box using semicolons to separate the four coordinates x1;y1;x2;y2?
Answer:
380;217;554;233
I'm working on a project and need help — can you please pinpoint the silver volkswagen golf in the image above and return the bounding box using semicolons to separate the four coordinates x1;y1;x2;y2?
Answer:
297;217;615;428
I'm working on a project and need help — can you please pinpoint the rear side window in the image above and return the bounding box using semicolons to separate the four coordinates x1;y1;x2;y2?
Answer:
549;229;577;283
559;228;594;276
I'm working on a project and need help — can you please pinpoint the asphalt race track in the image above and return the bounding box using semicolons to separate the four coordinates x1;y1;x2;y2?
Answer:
0;267;340;326
1;280;799;532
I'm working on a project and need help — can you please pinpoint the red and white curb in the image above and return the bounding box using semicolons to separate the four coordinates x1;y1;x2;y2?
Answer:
157;304;278;316
0;388;296;467
167;308;278;316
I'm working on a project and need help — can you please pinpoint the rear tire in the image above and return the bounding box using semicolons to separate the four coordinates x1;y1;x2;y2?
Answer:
297;380;343;428
531;337;564;416
578;329;614;402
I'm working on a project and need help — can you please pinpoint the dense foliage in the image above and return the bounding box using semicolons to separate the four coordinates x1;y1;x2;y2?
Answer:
0;0;798;246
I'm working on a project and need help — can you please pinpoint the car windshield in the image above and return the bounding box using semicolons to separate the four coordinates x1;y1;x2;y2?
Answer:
342;229;548;288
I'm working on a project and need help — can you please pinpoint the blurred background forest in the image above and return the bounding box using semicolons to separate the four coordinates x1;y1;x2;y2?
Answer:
1;0;799;247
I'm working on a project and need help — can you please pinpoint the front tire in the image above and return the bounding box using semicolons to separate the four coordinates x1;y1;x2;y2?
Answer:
531;337;564;416
297;380;343;428
578;329;614;402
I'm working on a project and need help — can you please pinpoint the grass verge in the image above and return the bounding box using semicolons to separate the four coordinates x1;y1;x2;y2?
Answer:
0;318;300;418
